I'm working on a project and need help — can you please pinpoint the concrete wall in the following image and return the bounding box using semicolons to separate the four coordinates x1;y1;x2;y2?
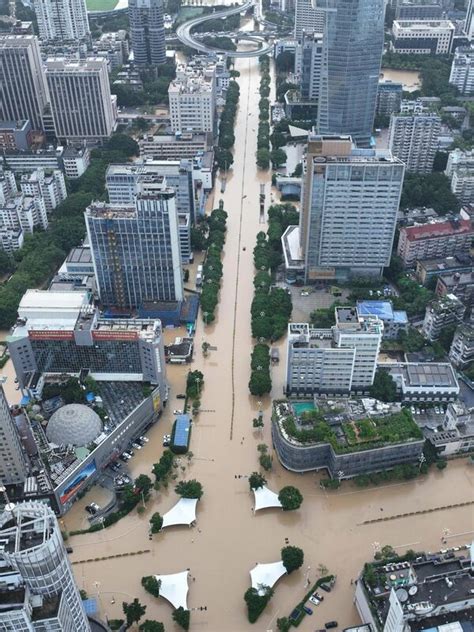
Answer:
271;420;425;478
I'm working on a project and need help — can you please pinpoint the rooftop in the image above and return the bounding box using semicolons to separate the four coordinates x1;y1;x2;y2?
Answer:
402;217;473;242
66;246;92;265
357;301;408;324
388;362;459;388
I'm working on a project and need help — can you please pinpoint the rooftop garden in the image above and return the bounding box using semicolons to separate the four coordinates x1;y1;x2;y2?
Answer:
278;407;422;453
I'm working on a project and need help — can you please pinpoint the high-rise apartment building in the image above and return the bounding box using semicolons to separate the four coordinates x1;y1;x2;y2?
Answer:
129;0;165;65
46;58;117;142
288;135;404;282
294;0;325;38
86;179;183;309
449;47;474;95
388;111;441;173
20;168;67;212
33;0;90;43
317;0;385;147
286;307;383;395
445;148;474;203
0;502;91;630
168;63;216;133
295;30;323;101
0;385;28;485
422;294;466;341
0;35;50;131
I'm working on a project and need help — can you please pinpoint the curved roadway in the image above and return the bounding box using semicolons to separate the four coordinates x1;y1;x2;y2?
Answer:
176;0;272;58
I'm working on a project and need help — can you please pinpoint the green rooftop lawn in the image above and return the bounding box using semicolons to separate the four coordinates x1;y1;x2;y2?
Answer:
86;0;119;11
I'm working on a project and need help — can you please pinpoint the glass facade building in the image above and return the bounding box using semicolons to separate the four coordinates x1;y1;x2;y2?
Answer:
129;0;165;65
317;0;385;147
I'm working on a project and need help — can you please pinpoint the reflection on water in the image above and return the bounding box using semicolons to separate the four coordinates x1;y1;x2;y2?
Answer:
8;56;472;632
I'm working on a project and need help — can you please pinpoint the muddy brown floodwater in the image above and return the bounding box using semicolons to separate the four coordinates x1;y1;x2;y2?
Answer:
66;55;474;631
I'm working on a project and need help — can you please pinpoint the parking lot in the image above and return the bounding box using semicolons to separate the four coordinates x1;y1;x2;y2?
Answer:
286;286;351;322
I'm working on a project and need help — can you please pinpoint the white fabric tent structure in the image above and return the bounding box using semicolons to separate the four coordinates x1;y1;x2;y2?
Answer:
250;561;287;593
154;571;189;610
162;498;198;529
253;486;283;512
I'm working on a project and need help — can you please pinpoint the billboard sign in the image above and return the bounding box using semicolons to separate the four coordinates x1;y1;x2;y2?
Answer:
59;460;97;505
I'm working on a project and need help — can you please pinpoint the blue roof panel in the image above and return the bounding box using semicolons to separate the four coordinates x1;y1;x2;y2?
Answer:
173;414;191;448
357;300;394;320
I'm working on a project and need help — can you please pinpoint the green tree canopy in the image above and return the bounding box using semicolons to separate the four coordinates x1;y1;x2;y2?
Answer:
244;586;274;623
281;545;304;573
370;370;398;402
248;471;267;490
139;621;165;632
122;598;146;628
172;607;190;630
278;486;303;511
149;513;163;534
141;576;161;597
175;479;204;499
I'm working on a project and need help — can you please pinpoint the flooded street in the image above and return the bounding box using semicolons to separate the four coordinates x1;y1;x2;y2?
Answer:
63;56;474;631
379;68;421;92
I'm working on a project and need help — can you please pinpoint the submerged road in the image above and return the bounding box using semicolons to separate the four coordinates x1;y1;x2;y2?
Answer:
176;0;273;57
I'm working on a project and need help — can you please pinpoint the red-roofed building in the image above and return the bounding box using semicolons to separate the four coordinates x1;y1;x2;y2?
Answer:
397;212;473;266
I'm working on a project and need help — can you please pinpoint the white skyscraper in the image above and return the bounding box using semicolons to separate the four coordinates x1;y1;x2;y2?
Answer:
46;58;117;142
294;0;325;38
33;0;90;42
168;63;216;133
292;135;404;282
0;502;91;630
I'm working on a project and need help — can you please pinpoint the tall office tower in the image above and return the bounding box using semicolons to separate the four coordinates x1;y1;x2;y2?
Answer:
298;135;404;281
45;58;117;142
449;48;474;95
388;112;441;173
0;386;28;485
286;308;383;395
376;82;403;119
33;0;90;43
106;160;195;262
317;0;385;147
295;30;323;101
0;35;49;131
294;0;325;38
129;0;165;66
466;0;474;40
86;179;184;309
0;502;91;631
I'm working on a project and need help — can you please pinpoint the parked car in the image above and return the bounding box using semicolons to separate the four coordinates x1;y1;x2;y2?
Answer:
176;394;186;399
320;583;332;593
110;462;121;472
173;409;183;415
66;546;73;554
127;449;135;456
314;592;324;601
132;442;141;450
121;452;132;460
85;503;100;515
139;435;149;443
163;434;171;447
303;605;313;615
309;595;320;606
325;622;338;629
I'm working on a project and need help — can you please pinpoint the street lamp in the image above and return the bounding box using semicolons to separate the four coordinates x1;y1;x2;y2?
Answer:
304;565;311;587
418;453;426;471
337;470;344;482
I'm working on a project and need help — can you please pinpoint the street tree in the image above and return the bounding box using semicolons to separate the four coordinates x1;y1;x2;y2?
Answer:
281;545;304;574
149;512;163;533
248;471;267;490
122;598;146;628
172;607;190;630
139;621;165;632
175;479;204;499
278;486;303;511
141;576;161;597
244;586;274;623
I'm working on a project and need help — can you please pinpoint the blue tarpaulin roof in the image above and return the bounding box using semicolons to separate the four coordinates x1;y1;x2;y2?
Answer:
173;414;191;448
358;300;407;324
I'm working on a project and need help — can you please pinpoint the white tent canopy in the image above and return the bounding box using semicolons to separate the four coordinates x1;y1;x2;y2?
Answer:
250;561;287;593
253;486;283;512
154;571;189;610
162;497;198;529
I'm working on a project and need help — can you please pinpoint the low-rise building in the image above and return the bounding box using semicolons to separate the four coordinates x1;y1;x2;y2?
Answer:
416;254;474;284
61;146;90;179
139;132;212;160
422;294;466;340
0;120;33;151
391;19;455;54
449;46;474;95
386;362;460;401
436;269;474;307
397;210;474;267
286;307;383;396
449;323;474;368
272;398;424;476
356;301;408;339
354;548;474;632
